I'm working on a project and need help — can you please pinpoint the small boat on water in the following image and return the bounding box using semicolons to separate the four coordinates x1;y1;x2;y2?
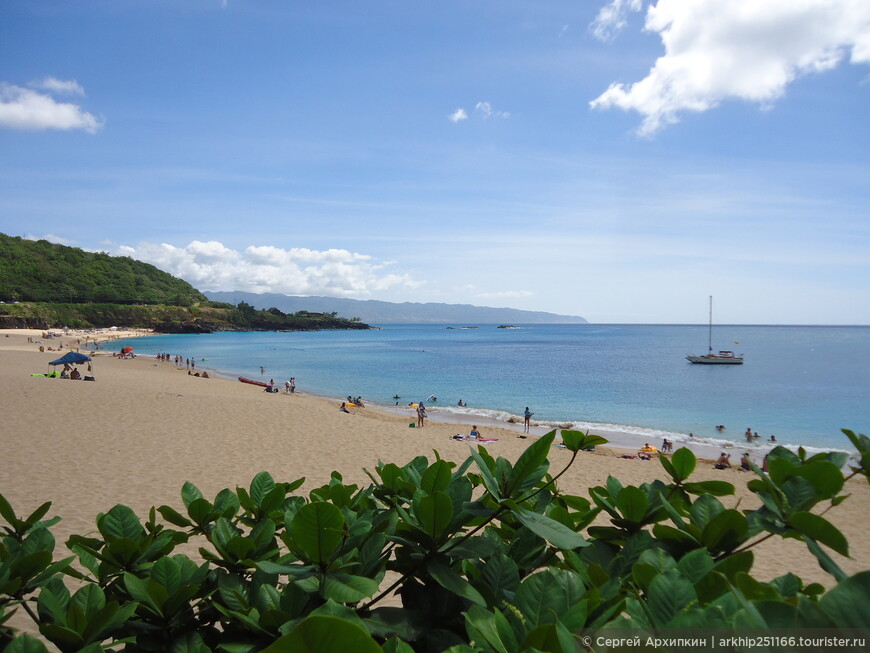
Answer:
239;376;269;387
686;296;744;365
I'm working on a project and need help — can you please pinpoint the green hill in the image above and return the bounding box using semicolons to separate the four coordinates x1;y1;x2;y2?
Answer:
0;234;206;305
0;234;369;332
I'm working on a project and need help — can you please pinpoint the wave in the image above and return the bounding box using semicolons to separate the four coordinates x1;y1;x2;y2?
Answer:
426;404;854;460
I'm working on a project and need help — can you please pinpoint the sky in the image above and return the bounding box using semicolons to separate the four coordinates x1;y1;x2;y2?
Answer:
1;0;869;324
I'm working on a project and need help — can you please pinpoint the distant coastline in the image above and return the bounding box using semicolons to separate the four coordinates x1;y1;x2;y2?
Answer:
204;291;587;324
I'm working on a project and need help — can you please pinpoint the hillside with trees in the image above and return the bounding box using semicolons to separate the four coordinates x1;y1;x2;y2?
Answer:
0;234;369;332
0;234;206;305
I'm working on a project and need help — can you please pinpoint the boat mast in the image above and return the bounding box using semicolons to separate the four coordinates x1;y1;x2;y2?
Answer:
707;295;713;354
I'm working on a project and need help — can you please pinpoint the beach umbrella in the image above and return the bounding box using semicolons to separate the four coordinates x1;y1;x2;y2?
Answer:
121;346;133;354
48;352;92;366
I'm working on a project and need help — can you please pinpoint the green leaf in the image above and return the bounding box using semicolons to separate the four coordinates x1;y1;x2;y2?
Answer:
214;488;241;518
123;572;161;616
380;637;416;653
291;502;345;566
770;573;802;598
0;493;21;529
321;573;379;603
427;559;487;606
169;631;213;653
651;524;699;549
801;536;847;582
414;491;454;540
464;604;515;653
376;463;404;490
36;578;70;624
794;461;845;500
152;556;184;594
255;560;316;577
39;623;84;649
689;494;724;531
71;583;106;620
480;554;520;603
714;550;754;582
506;430;554;497
520;622;576;653
22;527;55;557
676;548;715;584
701;509;748;553
682;480;735;496
98;504;144;541
250;471;276;507
181;481;204;509
790;512;849;556
24;502;53;530
616;486;648;523
261;614;382;652
559;430;607;453
559;430;584;452
659;454;677;480
513;570;585;629
671;447;696;482
514;508;587;550
818;570;870;628
3;634;51;653
646;570;697;625
187;498;215;526
467;446;503;500
605;476;623;504
421;460;453;494
158;505;193;528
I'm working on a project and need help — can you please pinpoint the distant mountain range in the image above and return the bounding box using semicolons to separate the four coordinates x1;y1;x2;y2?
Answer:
204;291;587;324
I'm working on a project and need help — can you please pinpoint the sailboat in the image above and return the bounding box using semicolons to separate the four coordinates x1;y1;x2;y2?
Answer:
686;296;743;365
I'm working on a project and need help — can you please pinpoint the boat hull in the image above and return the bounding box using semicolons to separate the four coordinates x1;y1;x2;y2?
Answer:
239;376;269;387
686;355;743;365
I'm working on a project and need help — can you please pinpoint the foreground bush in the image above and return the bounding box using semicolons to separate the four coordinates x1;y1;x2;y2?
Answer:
2;429;869;652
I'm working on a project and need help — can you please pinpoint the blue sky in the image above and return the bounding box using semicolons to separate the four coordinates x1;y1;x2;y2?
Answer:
1;0;869;324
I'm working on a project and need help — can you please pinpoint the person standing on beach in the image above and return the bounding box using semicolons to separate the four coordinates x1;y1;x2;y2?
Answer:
417;403;426;427
523;407;533;433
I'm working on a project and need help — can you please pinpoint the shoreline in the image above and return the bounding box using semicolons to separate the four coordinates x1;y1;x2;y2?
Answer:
101;329;852;469
1;327;868;594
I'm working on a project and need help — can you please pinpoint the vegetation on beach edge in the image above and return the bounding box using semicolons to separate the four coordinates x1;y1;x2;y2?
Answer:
2;429;869;651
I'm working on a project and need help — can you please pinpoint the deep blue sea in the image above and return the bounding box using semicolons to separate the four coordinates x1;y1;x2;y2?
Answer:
110;324;869;456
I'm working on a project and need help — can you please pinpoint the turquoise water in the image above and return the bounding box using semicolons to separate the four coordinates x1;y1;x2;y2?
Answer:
110;324;869;454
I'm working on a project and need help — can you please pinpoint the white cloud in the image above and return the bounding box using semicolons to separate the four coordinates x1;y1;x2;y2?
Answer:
116;240;420;297
590;0;642;41
590;0;870;135
449;103;509;123
31;77;85;96
448;107;468;123
475;101;510;119
0;82;102;133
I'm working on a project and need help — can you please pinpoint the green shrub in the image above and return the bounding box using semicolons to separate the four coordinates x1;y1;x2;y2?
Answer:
2;429;869;651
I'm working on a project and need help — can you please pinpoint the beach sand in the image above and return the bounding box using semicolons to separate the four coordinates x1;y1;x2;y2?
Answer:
2;327;868;636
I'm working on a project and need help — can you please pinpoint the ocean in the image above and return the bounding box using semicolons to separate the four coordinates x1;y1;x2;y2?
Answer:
109;324;869;457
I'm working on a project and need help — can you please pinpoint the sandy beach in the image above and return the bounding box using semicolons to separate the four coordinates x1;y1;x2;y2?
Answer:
1;327;867;609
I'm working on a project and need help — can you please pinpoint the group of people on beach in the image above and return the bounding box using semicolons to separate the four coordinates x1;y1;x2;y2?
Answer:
339;395;364;413
714;451;767;472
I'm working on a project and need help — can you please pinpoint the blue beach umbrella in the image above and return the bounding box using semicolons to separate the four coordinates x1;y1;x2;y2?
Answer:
48;352;92;366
